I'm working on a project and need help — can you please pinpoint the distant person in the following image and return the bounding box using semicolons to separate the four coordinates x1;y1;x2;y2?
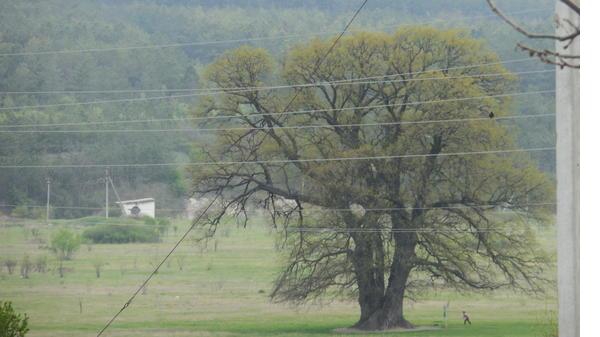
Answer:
462;311;472;325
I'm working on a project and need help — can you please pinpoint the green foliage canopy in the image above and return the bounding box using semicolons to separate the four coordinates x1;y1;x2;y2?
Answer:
192;27;554;329
50;228;81;260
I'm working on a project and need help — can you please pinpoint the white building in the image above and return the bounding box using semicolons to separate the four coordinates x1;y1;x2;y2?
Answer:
116;198;155;218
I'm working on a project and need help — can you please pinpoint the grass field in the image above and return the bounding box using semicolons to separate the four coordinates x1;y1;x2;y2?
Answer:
0;217;557;337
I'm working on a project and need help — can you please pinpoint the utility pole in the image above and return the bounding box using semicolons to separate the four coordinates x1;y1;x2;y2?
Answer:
556;1;580;336
105;169;109;218
46;177;51;224
108;174;126;215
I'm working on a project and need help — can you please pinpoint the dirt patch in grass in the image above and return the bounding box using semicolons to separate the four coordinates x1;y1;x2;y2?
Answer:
333;326;441;334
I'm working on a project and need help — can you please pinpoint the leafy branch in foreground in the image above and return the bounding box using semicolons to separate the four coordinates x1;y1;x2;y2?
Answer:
0;301;29;337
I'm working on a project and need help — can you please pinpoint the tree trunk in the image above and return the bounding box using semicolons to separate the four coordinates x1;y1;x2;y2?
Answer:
59;259;64;278
350;233;386;324
352;231;417;330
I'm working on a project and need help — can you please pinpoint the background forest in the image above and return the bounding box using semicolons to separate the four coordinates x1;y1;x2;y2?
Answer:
0;0;555;218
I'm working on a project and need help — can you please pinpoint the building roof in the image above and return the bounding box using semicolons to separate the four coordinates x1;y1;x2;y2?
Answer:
116;198;155;204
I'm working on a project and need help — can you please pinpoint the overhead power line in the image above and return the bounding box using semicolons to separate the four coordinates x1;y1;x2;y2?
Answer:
0;112;555;134
287;227;543;233
0;223;551;234
0;63;550;95
95;2;371;336
324;202;556;212
0;8;550;58
0;204;121;211
0;68;552;111
0;89;555;129
0;147;555;169
0;201;555;214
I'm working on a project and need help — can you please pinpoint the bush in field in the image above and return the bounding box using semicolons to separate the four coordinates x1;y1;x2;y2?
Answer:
143;217;170;236
10;206;28;218
72;216;127;227
143;216;156;226
28;228;45;245
34;256;47;273
3;259;17;275
19;256;31;279
82;225;159;244
92;258;105;278
50;229;81;260
157;218;170;235
10;205;44;220
50;228;80;278
0;301;29;337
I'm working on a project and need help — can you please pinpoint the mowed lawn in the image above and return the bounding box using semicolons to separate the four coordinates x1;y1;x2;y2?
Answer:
0;218;557;337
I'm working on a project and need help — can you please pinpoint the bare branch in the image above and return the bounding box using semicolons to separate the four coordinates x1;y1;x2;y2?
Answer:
559;0;580;15
486;0;579;42
517;43;580;69
487;0;579;69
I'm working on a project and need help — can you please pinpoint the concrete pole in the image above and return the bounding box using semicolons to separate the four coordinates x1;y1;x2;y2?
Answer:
555;1;579;336
108;175;126;215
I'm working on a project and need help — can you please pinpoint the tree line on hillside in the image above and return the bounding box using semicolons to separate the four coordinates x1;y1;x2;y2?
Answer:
0;0;555;218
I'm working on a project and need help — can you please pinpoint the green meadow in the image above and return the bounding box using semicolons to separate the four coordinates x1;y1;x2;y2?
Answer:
0;218;557;337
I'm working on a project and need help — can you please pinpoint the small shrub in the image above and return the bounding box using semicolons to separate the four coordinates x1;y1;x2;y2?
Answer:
28;208;45;220
82;225;159;244
20;256;31;279
92;258;105;278
29;228;44;244
30;228;40;238
4;259;17;275
55;259;63;278
50;229;81;260
51;229;80;278
0;301;29;337
34;256;47;273
108;208;122;217
10;205;43;220
142;217;170;236
157;218;170;235
10;206;29;219
143;216;156;226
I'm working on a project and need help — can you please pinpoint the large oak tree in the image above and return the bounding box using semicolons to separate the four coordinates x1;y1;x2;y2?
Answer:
191;27;554;330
